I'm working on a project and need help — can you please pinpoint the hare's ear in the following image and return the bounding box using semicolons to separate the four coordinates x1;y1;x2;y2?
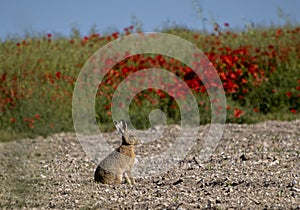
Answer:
120;120;127;132
114;120;126;135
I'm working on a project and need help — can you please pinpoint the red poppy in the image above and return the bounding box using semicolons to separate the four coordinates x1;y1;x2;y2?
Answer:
241;78;247;84
290;109;297;114
121;67;130;75
234;108;244;118
229;72;237;80
219;72;226;80
224;22;230;27
286;92;292;98
83;36;89;42
29;123;34;129
157;90;166;98
225;80;239;93
275;28;282;37
112;32;119;39
55;71;61;79
1;73;6;81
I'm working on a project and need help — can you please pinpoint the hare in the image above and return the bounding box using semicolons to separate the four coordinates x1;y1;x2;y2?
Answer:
94;120;140;184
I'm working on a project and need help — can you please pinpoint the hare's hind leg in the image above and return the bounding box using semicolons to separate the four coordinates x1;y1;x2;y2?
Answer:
113;174;123;184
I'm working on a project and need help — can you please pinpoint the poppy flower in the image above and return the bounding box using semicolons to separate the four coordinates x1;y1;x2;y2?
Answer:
112;32;119;39
234;108;244;118
28;122;34;129
253;107;259;113
224;22;230;27
83;36;89;42
55;71;61;79
286;92;292;98
1;73;6;81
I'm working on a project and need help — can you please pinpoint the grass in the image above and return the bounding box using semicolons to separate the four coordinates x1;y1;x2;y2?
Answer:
0;24;299;142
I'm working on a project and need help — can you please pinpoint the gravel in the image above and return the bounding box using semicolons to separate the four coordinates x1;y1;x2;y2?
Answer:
0;120;299;209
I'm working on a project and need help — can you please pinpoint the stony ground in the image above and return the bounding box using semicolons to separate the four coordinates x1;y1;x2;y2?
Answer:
0;120;300;209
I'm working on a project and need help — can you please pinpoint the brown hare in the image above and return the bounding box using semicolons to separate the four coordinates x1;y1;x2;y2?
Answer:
94;120;140;184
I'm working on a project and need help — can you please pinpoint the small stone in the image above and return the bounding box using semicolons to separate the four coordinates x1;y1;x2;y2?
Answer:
240;154;248;161
173;179;183;185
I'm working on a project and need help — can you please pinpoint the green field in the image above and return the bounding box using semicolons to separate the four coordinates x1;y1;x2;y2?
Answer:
0;24;299;142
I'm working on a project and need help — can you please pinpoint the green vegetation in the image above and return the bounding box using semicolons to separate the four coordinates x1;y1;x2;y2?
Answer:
0;24;299;142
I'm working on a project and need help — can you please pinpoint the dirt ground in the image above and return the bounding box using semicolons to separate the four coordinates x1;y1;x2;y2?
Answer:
0;120;299;209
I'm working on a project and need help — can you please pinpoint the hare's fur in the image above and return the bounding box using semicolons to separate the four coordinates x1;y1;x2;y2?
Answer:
94;120;139;184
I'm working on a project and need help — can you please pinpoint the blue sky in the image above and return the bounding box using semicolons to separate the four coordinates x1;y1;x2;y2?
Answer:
0;0;299;39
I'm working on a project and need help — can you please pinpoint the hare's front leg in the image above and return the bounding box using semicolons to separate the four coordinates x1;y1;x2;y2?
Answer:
124;170;135;185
